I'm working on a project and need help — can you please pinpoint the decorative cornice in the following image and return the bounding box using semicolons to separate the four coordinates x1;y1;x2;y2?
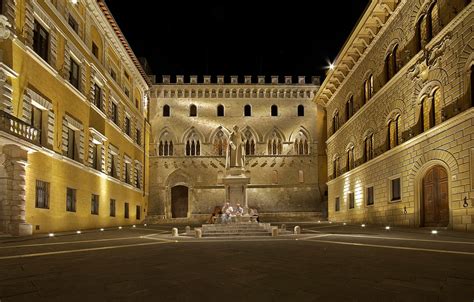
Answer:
92;0;151;88
314;0;403;107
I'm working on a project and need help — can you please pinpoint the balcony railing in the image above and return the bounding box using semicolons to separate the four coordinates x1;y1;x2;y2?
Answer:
0;110;41;145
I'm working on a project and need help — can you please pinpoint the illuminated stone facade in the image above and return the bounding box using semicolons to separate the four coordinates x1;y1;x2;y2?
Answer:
0;0;150;235
316;0;473;231
148;75;327;222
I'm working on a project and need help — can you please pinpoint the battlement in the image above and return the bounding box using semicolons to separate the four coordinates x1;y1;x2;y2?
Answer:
151;75;320;86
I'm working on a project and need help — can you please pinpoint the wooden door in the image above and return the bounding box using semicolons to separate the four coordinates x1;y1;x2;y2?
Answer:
171;185;188;218
422;166;449;227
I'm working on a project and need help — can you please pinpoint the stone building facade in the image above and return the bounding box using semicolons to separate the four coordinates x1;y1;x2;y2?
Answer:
148;75;327;222
0;0;150;235
315;0;473;230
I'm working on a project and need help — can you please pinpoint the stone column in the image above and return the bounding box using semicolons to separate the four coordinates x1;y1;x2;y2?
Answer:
0;145;32;236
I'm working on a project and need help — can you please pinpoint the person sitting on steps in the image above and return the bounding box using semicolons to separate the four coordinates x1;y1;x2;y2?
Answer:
208;206;222;224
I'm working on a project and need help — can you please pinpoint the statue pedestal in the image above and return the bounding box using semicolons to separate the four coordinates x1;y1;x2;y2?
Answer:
222;171;250;211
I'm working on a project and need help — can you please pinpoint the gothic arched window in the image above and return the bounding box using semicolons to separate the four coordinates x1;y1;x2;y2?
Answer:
294;131;309;155
363;74;374;104
268;131;283;155
364;134;374;162
158;131;173;156
213;130;227;156
345;96;354;121
332;111;340;134
244;130;256;156
417;1;439;51
185;132;200;156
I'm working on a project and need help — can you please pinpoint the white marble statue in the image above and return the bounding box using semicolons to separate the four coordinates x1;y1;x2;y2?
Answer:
226;125;245;169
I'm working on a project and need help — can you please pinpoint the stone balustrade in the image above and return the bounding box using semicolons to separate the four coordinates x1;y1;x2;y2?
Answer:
0;110;40;145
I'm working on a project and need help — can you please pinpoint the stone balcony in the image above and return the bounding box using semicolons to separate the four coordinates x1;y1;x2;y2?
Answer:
0;110;40;146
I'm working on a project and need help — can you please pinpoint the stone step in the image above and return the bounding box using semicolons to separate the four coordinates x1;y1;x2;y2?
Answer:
203;232;272;237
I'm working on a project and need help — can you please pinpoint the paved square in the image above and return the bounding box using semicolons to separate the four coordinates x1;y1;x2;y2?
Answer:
1;223;474;301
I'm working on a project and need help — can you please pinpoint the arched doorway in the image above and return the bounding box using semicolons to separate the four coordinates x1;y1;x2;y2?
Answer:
171;185;188;218
422;165;449;227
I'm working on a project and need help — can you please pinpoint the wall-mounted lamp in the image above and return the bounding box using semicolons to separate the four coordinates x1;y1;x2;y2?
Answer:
463;196;469;208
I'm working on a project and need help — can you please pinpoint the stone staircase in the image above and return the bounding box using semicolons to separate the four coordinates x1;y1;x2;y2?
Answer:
201;222;273;237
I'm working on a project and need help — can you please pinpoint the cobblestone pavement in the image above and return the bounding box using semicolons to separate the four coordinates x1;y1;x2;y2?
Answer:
0;223;473;302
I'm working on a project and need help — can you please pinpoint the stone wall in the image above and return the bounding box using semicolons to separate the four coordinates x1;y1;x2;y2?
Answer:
324;1;474;230
148;81;327;221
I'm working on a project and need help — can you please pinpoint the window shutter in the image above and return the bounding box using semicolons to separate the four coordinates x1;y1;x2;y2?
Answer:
63;45;71;80
107;148;112;174
0;73;13;115
24;0;35;46
80;63;86;94
61;117;68;155
79;130;85;161
88;136;94;167
100;145;106;173
49;30;58;70
22;91;32;124
47;110;55;147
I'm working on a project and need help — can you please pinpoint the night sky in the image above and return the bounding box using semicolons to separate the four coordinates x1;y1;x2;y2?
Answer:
105;1;370;80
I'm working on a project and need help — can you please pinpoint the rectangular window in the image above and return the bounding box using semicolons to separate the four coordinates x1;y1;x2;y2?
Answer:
33;20;49;62
68;14;78;33
125;162;131;184
93;84;102;109
124;202;129;219
366;186;374;206
66;187;76;212
92;42;99;58
91;194;99;215
69;58;80;90
125;116;131;136
35;180;50;209
136;205;141;220
92;144;101;170
110;199;116;217
391;178;401;201
67;127;76;160
136;128;141;145
110;69;117;81
335;197;340;212
135;167;141;189
111;102;118;125
110;154;117;178
348;192;355;209
31;106;43;145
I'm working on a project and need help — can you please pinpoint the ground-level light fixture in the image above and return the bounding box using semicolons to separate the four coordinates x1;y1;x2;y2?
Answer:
361;224;366;228
385;226;391;230
343;222;346;226
76;230;81;234
48;233;54;237
100;228;104;232
118;226;123;230
144;224;147;227
431;230;438;235
132;225;136;228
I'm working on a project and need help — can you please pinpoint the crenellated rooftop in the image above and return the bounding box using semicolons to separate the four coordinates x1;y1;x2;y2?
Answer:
152;75;320;86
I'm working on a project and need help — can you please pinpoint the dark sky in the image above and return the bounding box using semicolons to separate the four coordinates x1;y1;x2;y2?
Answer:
105;1;370;80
